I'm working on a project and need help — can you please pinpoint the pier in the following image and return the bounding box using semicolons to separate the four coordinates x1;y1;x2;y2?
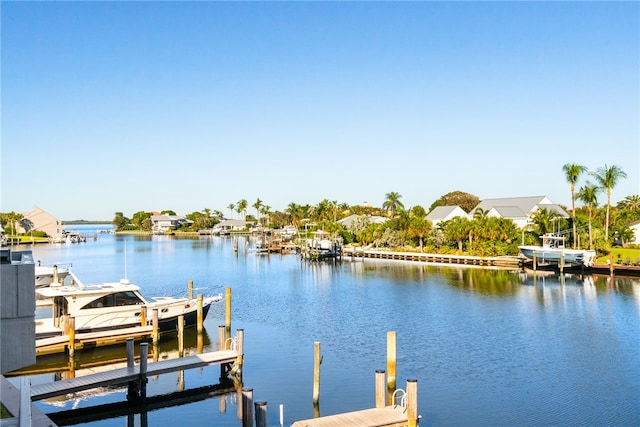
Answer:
343;246;520;267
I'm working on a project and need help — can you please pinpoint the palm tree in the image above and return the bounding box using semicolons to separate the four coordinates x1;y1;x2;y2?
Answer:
227;203;235;219
591;164;627;239
382;192;404;218
529;207;563;236
576;183;600;250
253;198;263;225
562;163;587;247
236;199;248;220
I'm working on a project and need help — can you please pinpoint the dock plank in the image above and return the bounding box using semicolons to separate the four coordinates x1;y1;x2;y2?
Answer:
31;350;238;401
291;406;408;427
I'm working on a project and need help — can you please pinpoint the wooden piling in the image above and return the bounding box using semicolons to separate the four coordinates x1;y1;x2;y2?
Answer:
609;252;614;275
533;251;537;271
559;253;564;274
140;306;147;327
236;329;244;378
225;287;232;336
242;388;253;427
218;325;226;350
255;402;268;427
139;342;148;403
152;308;159;346
197;294;203;334
126;338;134;369
188;280;194;300
53;265;58;284
68;317;76;359
387;331;396;396
375;370;386;408
406;379;418;427
313;341;321;405
178;314;185;357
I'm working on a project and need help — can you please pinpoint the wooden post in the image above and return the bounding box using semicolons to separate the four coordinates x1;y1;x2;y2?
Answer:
139;342;149;404
218;325;226;350
375;370;386;408
387;331;396;397
19;377;31;427
52;265;58;284
609;252;614;275
127;338;136;400
242;388;253;427
533;251;537;271
188;280;194;300
178;314;185;357
197;294;203;334
406;379;418;427
140;306;147;326
68;317;76;359
313;341;321;405
235;328;244;380
127;338;135;369
152;308;159;346
559;252;564;274
255;401;267;427
225;287;232;336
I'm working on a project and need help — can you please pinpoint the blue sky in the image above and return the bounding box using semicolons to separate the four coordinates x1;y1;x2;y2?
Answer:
2;1;638;221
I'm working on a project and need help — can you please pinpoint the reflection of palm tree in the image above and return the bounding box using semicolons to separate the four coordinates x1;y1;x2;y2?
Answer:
383;192;404;218
577;183;600;250
591;164;627;239
562;163;587;247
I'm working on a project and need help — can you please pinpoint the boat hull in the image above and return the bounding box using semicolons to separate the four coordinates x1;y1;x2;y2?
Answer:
519;246;596;267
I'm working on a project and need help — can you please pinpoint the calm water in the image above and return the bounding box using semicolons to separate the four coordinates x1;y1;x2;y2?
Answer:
9;225;640;426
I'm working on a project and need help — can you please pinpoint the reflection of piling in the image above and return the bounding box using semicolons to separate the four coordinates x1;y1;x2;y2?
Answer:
387;331;396;402
313;341;321;406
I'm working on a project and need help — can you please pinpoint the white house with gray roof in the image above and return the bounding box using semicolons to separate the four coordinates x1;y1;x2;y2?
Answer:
151;215;192;233
426;206;469;225
471;196;568;229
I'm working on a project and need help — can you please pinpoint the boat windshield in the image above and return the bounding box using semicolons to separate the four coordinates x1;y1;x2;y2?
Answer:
81;291;144;309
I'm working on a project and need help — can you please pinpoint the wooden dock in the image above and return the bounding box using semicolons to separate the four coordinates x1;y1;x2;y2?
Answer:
343;247;520;267
31;349;238;401
36;326;154;356
291;405;410;427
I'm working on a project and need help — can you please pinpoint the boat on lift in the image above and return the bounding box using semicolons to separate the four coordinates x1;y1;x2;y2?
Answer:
518;234;596;267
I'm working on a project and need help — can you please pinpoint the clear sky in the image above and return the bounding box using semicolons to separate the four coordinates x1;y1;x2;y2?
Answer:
2;1;638;221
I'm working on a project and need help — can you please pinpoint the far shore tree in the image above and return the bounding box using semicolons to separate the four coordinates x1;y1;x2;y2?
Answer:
591;164;627;239
562;163;588;248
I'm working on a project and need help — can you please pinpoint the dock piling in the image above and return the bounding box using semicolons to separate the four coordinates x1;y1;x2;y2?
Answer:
255;401;267;427
152;308;159;346
68;317;76;359
197;294;203;333
225;287;232;336
242;388;253;427
139;342;149;404
140;306;147;327
313;341;321;405
178;315;185;357
407;379;418;427
375;370;386;408
387;331;396;402
188;280;194;300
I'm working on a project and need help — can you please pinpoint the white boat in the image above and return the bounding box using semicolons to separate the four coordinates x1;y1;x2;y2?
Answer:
35;263;71;288
518;234;596;267
35;270;223;339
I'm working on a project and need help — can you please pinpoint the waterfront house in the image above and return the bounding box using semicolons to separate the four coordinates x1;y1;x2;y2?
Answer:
150;215;193;233
212;219;247;234
16;206;64;239
426;206;469;225
471;196;568;229
337;214;388;228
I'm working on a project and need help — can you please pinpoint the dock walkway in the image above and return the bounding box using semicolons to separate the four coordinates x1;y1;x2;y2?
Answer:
36;326;154;356
31;349;237;401
291;405;409;427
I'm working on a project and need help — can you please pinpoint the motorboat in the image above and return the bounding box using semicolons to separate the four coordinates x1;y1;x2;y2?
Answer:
518;234;596;267
35;262;71;288
35;270;223;339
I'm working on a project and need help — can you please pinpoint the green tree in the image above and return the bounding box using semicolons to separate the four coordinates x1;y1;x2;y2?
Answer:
253;198;263;225
286;203;304;230
227;203;235;219
131;211;152;230
562;163;588;247
576;183;600;250
236;199;248;220
383;192;404;218
408;214;432;252
161;210;176;216
591;164;627;239
429;191;480;213
112;212;130;230
443;216;471;252
529;207;564;236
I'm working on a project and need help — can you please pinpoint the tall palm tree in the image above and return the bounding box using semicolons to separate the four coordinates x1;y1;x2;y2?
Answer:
253;198;263;225
591;164;627;239
236;199;248;220
562;163;587;247
382;192;404;218
576;183;600;250
227;203;235;219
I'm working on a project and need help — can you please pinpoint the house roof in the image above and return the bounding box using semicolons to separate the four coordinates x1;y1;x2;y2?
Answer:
426;206;467;221
473;196;568;218
216;219;247;228
337;214;387;227
490;206;528;219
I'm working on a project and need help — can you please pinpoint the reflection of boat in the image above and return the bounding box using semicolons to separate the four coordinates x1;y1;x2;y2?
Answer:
519;234;596;267
35;262;71;288
35;270;223;339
